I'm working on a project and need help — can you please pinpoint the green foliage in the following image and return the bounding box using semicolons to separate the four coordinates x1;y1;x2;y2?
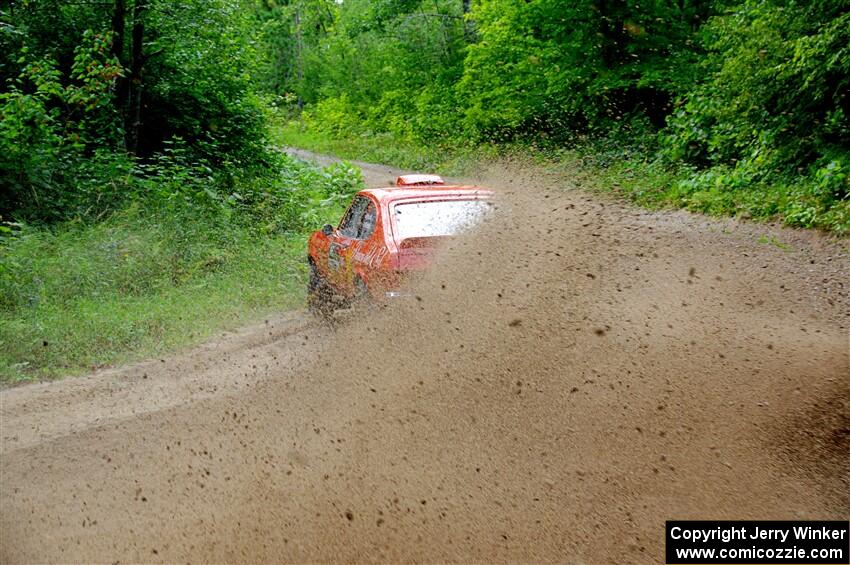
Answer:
664;0;849;170
1;0;275;223
0;56;64;215
257;0;468;139
0;219;306;382
302;95;364;137
274;118;494;176
65;30;123;144
294;160;365;228
140;0;268;164
265;0;848;233
0;31;123;221
0;0;370;382
275;0;710;141
0;154;361;381
658;0;850;231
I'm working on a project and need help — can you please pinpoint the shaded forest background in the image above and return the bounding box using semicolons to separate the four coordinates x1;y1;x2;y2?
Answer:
0;0;366;381
0;0;847;380
263;0;849;231
2;0;849;230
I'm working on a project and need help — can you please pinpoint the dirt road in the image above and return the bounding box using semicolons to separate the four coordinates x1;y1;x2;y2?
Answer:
1;155;848;563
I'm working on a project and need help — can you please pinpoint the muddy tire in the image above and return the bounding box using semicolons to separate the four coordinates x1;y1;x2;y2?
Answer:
354;277;369;302
307;263;333;319
349;276;376;314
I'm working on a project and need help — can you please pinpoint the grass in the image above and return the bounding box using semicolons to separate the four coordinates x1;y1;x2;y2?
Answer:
0;211;311;384
564;152;848;233
0;153;354;385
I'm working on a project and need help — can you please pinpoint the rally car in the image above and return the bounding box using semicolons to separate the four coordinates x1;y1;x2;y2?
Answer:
306;174;493;317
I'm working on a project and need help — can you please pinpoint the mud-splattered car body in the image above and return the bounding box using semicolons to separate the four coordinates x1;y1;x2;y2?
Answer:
307;175;493;310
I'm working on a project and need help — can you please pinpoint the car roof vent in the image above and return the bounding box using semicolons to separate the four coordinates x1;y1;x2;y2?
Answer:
396;174;445;187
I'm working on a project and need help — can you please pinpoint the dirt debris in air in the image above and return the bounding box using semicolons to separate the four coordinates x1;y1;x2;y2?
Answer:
1;158;849;564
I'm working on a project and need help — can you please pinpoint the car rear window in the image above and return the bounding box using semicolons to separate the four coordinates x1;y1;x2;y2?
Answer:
393;199;491;240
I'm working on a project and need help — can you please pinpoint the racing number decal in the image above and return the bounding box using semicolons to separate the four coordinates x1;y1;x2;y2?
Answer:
368;247;387;268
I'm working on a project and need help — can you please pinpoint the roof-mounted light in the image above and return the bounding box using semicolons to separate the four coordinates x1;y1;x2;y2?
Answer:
396;174;445;187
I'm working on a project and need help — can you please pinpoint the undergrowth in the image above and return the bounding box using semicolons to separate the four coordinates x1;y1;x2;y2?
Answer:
0;150;361;384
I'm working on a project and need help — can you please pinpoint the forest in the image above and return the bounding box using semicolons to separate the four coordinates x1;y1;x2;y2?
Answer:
269;0;849;231
1;0;848;380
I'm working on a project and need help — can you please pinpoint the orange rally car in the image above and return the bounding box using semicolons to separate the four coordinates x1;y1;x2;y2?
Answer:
306;174;493;316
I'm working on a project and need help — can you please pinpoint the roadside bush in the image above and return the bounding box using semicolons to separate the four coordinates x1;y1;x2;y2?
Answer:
0;32;123;222
666;0;849;169
0;151;362;381
784;157;850;232
302;95;364;138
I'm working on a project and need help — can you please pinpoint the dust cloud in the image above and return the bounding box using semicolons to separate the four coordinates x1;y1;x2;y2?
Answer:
1;162;847;563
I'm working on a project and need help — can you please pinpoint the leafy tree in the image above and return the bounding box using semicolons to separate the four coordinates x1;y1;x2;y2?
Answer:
665;0;850;174
0;31;122;220
458;0;712;140
1;0;271;222
258;0;468;140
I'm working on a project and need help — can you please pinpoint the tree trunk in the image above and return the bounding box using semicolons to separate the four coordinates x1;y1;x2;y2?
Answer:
126;0;146;154
111;0;127;148
462;0;474;40
111;0;125;63
294;7;304;111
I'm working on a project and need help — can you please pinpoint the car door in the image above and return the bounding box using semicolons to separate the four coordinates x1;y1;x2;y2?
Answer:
349;198;381;289
327;195;369;293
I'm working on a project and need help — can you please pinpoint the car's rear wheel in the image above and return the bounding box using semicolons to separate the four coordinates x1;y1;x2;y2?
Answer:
354;277;369;302
307;262;333;319
350;276;376;313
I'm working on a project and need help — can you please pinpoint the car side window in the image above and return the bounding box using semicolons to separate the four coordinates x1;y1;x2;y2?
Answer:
358;201;377;239
338;196;368;238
